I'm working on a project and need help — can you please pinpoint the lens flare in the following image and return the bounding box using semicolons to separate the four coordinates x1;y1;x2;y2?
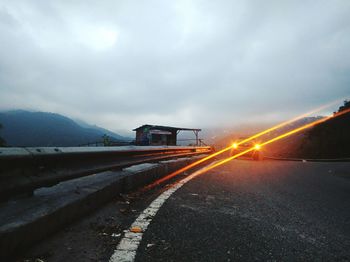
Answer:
140;101;348;191
232;143;238;149
254;144;261;150
236;98;342;146
195;107;350;174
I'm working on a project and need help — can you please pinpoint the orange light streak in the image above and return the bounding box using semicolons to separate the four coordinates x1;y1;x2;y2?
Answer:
236;99;341;146
141;101;347;191
197;107;350;174
142;146;231;189
153;100;341;181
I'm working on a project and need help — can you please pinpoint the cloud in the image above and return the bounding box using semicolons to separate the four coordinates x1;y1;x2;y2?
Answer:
0;0;349;133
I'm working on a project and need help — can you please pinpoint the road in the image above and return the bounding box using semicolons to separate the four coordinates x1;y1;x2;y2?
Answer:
20;160;350;261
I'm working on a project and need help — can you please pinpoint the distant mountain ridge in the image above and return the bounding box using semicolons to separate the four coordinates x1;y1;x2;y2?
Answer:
74;118;126;140
213;101;350;159
0;110;131;147
214;116;323;147
295;102;350;158
263;102;350;158
213;116;326;158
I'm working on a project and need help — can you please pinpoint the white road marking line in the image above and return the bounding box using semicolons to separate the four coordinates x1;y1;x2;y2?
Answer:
109;162;216;262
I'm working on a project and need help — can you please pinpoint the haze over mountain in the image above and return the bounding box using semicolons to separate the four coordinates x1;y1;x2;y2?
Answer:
0;110;131;147
293;101;350;159
213;101;350;159
214;117;323;148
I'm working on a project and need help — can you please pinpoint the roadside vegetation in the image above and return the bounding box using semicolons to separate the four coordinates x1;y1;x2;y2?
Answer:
297;100;350;159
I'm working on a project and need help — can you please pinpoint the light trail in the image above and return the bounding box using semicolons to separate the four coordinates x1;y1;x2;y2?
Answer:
110;105;349;262
234;99;341;146
197;107;350;174
140;101;345;191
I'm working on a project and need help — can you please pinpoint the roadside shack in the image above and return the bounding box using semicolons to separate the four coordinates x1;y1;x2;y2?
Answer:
133;125;201;146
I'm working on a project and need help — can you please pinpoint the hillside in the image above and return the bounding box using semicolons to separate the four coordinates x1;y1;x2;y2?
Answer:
0;110;131;147
213;101;350;159
214;117;322;154
294;102;350;158
259;117;324;157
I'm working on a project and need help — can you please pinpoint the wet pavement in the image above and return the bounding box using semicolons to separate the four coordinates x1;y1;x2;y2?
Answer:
19;160;350;261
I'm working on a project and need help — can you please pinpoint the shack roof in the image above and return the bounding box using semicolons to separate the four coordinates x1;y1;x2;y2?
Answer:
133;124;201;132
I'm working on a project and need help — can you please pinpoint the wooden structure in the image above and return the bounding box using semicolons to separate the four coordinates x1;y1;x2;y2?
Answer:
133;125;201;146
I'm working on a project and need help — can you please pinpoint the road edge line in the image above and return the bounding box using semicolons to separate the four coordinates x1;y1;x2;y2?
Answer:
109;161;218;262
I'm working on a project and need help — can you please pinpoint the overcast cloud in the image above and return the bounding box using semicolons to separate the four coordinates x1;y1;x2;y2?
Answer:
0;0;349;135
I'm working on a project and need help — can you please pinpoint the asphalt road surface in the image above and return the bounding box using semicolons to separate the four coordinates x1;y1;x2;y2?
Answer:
21;160;350;262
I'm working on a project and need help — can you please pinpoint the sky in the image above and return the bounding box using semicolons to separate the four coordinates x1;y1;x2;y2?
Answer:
0;0;349;136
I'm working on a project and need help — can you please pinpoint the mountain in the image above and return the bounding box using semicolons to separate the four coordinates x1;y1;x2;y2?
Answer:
213;101;350;159
214;117;322;146
0;123;5;146
294;102;350;158
258;116;324;157
264;101;350;159
94;126;132;140
213;116;324;157
73;119;130;140
0;110;132;147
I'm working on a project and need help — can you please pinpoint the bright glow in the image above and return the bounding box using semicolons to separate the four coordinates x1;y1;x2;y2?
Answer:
140;101;349;192
254;144;261;150
78;26;119;50
236;98;343;146
196;107;350;174
232;143;238;149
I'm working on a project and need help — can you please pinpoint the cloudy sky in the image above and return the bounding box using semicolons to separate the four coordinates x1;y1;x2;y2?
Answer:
0;0;349;135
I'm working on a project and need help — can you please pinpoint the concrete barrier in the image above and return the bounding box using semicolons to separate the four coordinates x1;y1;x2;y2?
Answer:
0;146;212;200
0;155;210;260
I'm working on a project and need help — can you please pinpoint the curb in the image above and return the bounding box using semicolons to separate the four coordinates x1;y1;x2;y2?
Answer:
0;155;208;260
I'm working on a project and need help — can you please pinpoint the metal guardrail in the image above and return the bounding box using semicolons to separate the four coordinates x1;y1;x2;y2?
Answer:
0;146;213;200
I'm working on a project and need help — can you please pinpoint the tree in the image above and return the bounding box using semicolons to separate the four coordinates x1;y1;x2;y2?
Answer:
0;123;6;146
299;100;350;158
102;134;111;146
338;100;350;113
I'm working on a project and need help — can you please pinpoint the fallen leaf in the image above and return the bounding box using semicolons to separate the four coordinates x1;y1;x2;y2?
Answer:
130;226;142;233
